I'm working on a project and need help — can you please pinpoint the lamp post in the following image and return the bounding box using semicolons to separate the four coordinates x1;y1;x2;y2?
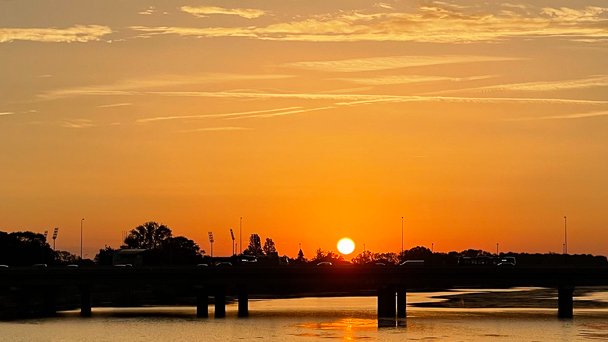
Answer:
80;218;84;262
564;216;567;255
239;217;242;254
401;216;404;254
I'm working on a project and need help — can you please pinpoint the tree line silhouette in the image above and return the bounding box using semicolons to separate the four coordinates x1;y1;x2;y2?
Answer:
1;223;607;267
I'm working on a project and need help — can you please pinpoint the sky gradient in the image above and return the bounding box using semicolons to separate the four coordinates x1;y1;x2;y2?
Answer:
1;0;608;259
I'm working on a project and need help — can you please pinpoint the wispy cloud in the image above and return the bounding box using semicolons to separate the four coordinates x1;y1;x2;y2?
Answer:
62;119;95;128
97;103;132;108
0;112;15;116
0;25;111;43
281;55;521;73
225;106;334;119
139;7;156;15
40;73;293;100
144;90;608;106
176;127;253;132
506;110;608;121
181;6;267;19
330;75;496;85
131;5;608;43
137;107;302;123
424;75;608;94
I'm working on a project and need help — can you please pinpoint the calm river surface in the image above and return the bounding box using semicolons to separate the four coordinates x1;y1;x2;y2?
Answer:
2;289;608;342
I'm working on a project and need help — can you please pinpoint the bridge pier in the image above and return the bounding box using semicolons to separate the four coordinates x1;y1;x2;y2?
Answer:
214;286;226;318
79;285;91;317
238;284;248;317
397;286;406;318
195;286;208;318
43;287;57;317
558;285;574;319
377;284;396;319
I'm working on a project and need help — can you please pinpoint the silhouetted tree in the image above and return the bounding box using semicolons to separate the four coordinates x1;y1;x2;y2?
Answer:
398;246;433;262
160;236;204;264
0;231;55;266
296;248;306;262
373;252;399;264
460;249;492;258
94;245;115;265
351;250;373;264
263;238;277;255
55;250;79;264
244;234;263;256
311;248;344;263
120;222;204;265
124;222;172;249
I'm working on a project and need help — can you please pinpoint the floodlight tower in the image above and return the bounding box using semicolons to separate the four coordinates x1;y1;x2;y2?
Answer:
43;231;48;240
52;228;59;251
230;229;235;255
208;232;214;257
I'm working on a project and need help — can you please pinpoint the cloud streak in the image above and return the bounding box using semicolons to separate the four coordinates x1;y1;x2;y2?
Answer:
131;5;608;43
144;90;608;106
181;6;267;19
97;103;132;108
176;127;254;132
330;74;497;85
506;110;608;121
137;107;302;123
281;55;521;72
425;75;608;94
0;25;111;43
40;73;293;100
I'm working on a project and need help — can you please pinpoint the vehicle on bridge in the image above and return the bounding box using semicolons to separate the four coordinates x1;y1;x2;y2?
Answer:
458;256;516;266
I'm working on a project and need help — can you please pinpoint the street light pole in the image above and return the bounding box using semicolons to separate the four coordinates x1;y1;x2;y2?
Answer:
401;216;404;254
564;216;567;255
80;218;84;262
239;217;242;254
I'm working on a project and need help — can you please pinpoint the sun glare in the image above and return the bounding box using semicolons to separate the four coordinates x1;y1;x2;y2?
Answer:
337;238;355;255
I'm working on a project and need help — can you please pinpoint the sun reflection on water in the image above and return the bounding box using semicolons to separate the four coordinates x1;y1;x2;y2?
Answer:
294;318;377;341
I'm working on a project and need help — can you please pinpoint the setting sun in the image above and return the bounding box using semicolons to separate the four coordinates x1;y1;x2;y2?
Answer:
337;238;355;255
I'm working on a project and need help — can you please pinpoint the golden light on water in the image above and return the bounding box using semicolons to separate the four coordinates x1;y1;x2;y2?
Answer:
337;238;355;255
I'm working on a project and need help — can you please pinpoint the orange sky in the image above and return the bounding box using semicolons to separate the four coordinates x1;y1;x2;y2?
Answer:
1;0;608;259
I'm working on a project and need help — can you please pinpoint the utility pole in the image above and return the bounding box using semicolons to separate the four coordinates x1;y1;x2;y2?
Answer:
80;218;84;262
239;217;242;254
401;216;404;254
496;243;499;255
564;216;567;255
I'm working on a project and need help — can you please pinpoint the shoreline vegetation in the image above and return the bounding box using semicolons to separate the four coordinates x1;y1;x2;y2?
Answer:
2;225;608;268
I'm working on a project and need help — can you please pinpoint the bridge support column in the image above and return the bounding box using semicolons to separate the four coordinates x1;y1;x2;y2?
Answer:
79;285;91;317
238;284;248;317
214;286;226;318
196;286;208;318
43;287;57;317
397;286;406;319
558;285;574;319
377;285;396;318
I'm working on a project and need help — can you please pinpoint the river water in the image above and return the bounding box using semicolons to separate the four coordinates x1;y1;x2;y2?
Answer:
2;289;608;342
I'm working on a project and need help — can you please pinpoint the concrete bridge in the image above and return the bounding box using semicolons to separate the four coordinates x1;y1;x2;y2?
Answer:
2;265;607;322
